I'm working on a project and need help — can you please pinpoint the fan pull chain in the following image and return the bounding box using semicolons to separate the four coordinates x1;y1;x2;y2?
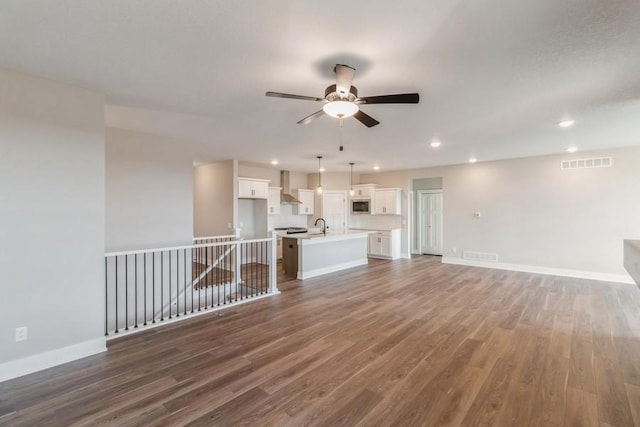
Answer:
339;118;344;152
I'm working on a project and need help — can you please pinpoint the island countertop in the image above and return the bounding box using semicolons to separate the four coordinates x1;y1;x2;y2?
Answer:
277;230;369;243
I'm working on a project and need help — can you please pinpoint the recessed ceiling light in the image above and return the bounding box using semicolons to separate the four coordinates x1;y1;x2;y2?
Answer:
430;140;441;148
373;165;380;171
567;146;578;153
558;119;575;128
468;157;477;164
271;160;278;165
319;167;326;172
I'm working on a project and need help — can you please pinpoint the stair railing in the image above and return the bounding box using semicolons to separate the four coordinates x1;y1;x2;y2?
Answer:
104;232;278;337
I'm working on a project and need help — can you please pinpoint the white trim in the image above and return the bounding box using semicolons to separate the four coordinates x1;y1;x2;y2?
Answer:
105;237;270;257
368;254;394;260
237;176;271;183
0;338;106;383
441;257;635;284
108;291;279;340
417;190;443;256
322;190;349;234
298;258;368;280
401;252;411;259
409;178;415;255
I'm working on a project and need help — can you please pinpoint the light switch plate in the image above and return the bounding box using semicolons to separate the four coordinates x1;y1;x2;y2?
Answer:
15;326;28;342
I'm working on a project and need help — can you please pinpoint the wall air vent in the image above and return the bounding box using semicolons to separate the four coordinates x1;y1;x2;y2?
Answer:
561;157;612;170
462;251;499;262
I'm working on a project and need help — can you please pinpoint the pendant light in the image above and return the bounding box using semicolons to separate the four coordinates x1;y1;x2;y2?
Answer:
349;162;355;197
316;156;323;194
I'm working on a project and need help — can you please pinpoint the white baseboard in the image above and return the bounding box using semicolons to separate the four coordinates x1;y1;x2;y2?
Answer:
298;258;368;280
0;337;107;383
441;257;635;284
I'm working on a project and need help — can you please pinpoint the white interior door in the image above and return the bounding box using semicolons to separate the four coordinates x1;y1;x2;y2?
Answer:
419;191;443;255
322;191;347;233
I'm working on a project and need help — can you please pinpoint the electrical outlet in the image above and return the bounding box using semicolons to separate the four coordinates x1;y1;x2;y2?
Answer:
15;326;27;342
452;247;457;254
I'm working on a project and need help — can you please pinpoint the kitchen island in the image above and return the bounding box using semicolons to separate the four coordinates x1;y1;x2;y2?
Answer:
281;231;369;279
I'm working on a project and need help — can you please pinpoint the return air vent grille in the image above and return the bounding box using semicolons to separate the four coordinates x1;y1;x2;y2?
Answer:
561;157;612;170
462;251;499;262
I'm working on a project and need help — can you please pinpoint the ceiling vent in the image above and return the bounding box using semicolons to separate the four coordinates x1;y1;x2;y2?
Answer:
561;157;612;170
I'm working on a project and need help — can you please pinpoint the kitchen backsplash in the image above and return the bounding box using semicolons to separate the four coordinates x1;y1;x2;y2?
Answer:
349;214;402;230
268;204;308;229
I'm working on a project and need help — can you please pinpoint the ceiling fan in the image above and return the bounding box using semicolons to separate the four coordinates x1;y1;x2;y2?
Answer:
266;64;419;128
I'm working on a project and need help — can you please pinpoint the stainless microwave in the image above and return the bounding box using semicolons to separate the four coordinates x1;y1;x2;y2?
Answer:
351;199;371;214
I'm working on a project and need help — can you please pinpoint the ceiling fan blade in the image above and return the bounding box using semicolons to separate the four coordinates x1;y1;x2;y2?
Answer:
335;64;356;98
297;110;325;125
266;92;324;102
353;110;380;128
356;93;420;104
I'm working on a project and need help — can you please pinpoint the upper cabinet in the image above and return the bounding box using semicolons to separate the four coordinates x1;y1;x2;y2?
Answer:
268;187;281;215
293;189;314;215
238;177;269;199
373;188;401;215
351;184;379;199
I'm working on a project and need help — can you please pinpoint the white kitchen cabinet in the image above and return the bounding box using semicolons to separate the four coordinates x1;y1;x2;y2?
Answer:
351;184;379;199
268;187;281;215
373;188;402;215
238;178;269;199
367;229;401;259
293;189;315;215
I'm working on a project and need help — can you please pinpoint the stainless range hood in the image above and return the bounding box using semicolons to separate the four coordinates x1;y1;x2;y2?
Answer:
280;171;302;204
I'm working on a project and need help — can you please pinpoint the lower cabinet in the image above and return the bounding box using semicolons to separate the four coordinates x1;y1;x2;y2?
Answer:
367;229;401;259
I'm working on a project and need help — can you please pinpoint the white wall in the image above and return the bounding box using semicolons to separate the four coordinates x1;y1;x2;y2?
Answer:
0;69;106;376
360;146;640;280
349;213;403;231
106;128;194;251
194;161;235;236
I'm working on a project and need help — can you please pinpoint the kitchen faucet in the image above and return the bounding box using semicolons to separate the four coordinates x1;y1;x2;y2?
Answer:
314;217;327;235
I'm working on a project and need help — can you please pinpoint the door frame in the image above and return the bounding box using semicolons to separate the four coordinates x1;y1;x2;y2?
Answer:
417;190;443;255
321;190;348;233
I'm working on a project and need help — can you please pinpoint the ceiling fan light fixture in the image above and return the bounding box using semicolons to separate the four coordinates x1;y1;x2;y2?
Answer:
322;101;359;119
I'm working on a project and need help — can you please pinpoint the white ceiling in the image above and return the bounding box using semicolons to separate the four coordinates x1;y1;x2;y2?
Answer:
2;0;640;173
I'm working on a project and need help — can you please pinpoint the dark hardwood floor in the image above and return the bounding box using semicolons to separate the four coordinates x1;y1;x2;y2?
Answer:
2;256;640;426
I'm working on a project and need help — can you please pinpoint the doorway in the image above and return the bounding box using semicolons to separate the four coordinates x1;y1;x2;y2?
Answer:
322;191;347;233
418;190;443;255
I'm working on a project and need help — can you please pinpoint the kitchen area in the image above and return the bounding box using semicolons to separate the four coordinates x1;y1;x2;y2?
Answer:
234;166;404;281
